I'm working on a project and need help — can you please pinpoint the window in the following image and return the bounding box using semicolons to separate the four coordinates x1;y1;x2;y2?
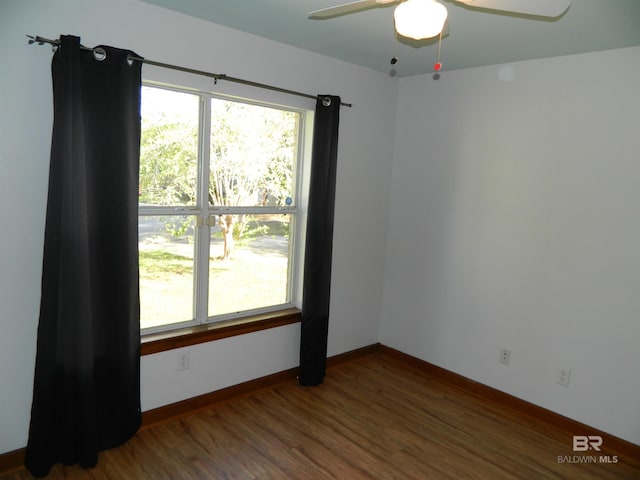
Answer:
139;84;305;333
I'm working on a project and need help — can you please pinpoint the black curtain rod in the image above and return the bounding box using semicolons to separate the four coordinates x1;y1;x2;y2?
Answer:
27;35;352;108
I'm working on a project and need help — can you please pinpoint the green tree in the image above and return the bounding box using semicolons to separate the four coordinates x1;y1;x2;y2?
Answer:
139;117;198;206
140;90;298;252
209;99;296;209
209;100;297;257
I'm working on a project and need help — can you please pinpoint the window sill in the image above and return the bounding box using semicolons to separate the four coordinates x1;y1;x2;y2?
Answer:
141;308;301;356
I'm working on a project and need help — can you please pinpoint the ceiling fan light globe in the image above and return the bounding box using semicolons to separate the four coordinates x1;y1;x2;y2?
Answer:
394;0;448;40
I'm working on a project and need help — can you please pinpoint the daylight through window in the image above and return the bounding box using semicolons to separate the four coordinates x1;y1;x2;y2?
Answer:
139;84;304;333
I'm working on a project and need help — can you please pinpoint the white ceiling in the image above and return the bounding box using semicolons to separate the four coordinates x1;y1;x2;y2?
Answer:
139;0;640;77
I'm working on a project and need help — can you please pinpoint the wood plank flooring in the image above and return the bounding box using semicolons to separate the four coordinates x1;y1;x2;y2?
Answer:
3;352;639;479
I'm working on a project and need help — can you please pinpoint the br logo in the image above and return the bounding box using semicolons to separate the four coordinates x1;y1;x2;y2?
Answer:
573;436;602;452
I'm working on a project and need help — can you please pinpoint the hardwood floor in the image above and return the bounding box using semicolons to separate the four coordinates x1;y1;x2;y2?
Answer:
3;352;639;479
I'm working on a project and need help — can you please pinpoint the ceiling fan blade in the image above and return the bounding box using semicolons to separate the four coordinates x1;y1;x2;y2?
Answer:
452;0;571;18
309;0;397;19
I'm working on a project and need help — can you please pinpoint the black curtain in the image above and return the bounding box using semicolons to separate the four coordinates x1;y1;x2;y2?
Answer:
25;35;142;477
299;95;341;386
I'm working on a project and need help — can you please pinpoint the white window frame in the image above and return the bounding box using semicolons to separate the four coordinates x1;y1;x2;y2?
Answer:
139;81;311;335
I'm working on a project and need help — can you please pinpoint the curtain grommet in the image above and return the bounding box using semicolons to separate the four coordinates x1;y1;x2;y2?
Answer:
93;47;107;61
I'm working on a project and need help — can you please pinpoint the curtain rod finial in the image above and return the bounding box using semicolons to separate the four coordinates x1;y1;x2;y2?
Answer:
26;34;54;47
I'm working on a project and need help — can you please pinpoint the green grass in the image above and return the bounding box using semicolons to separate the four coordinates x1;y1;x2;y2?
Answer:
139;239;288;330
139;250;193;276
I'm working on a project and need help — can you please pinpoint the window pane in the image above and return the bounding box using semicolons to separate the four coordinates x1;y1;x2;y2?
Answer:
210;100;299;207
140;87;199;206
208;213;291;317
139;215;195;329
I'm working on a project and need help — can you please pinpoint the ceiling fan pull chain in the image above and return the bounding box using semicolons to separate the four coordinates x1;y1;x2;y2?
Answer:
433;23;444;72
390;28;399;66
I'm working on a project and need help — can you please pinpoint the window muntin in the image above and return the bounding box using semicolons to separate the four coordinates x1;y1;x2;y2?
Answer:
139;84;303;333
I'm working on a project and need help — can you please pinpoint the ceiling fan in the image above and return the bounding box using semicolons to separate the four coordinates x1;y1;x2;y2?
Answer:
309;0;572;40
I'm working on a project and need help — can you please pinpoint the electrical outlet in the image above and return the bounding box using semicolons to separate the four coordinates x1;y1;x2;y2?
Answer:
499;348;511;365
177;351;190;372
556;367;571;387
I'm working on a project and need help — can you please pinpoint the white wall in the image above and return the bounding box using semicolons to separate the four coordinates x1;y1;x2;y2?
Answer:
381;47;640;445
0;0;396;454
